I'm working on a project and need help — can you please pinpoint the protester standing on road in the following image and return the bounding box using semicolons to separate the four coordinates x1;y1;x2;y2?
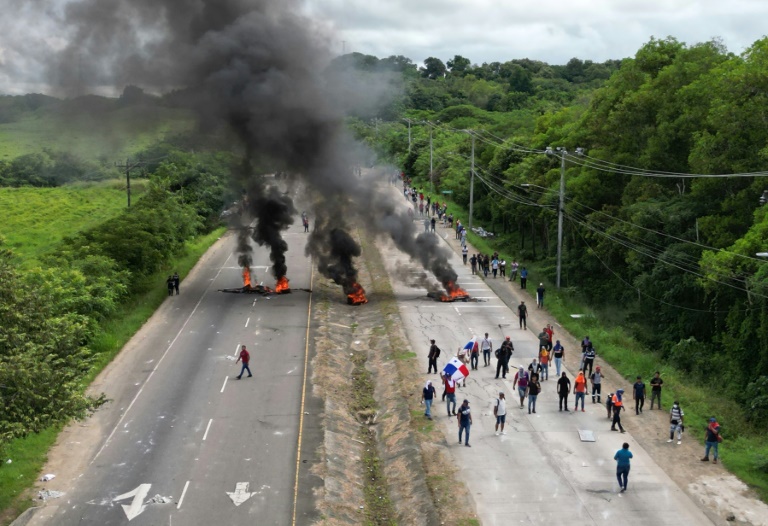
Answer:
527;374;541;414
552;340;565;376
494;392;507;435
458;399;472;447
607;392;615;419
668;401;684;444
470;254;477;274
513;367;529;408
536;283;545;308
611;390;626;433
173;272;180;295
590;366;604;403
557;372;571;411
574;371;587;411
509;260;519;282
520;267;528;289
235;345;252;379
539;347;550;380
166;275;175;296
544;324;554;351
443;373;457;416
528;357;542;379
702;417;721;463
518;301;528;330
495;337;513;379
500;259;506;277
430;216;436;232
582;344;596;377
491;257;499;278
422;380;436;420
462;245;468;264
633;376;646;415
614;443;633;493
538;328;550;355
481;333;493;367
650;371;664;409
427;339;441;374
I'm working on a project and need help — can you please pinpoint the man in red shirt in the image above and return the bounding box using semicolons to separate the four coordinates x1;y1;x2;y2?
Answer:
236;345;252;379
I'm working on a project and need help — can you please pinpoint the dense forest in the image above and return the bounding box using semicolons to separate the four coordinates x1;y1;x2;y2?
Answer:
349;37;768;427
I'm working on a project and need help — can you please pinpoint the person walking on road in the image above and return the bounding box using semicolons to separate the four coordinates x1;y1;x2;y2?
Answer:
520;267;528;289
495;337;513;379
650;371;664;409
491;257;499;278
462;245;468;264
173;272;180;295
470;254;477;275
536;283;545;308
457;399;472;447
422;380;436;420
509;260;519;282
235;345;252;379
582;344;596;377
557;372;571;411
481;333;493;367
527;374;541;414
574;371;588;411
701;417;722;463
614;443;633;493
668;401;684;444
427;339;441;374
633;376;646;415
518;301;528;330
611;390;626;433
538;328;551;355
470;338;480;371
443;373;457;416
500;259;506;277
494;392;507;435
539;347;550;380
513;367;530;408
166;275;175;296
591;366;604;403
552;340;565;376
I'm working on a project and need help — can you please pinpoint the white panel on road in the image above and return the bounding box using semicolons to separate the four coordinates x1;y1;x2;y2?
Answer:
578;429;596;442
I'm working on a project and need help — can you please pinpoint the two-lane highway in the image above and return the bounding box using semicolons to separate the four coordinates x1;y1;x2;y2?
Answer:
31;220;316;525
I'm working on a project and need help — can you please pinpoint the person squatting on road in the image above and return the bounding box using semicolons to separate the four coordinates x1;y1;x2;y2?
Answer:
235;345;252;379
668;401;684;445
495;337;513;379
427;339;441;374
552;340;565;376
494;392;507;435
614;442;633;493
443;373;457;416
527;373;541;414
457;399;472;447
422;380;436;420
591;366;604;403
702;417;722;463
650;371;664;409
611;390;626;433
633;376;646;415
513;367;530;408
518;301;528;330
481;333;493;367
557;372;571;411
574;371;588;411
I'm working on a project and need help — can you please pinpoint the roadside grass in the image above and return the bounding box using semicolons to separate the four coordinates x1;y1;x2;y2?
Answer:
0;107;194;160
0;180;148;264
0;227;226;524
417;181;768;501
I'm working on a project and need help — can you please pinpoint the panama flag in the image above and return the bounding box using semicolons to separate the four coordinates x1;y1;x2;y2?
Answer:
443;357;470;382
462;336;478;354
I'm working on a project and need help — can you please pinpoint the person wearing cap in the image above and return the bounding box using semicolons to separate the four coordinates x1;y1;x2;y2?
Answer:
457;399;472;446
517;301;528;330
590;366;604;403
611;390;626;433
495;337;514;379
536;282;545;309
614;442;633;492
702;417;721;463
493;392;507;435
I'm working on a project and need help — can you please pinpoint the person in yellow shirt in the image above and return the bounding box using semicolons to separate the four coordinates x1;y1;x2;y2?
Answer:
539;347;550;381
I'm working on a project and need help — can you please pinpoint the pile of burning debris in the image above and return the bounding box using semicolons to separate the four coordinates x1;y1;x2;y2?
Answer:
426;281;472;302
219;268;294;295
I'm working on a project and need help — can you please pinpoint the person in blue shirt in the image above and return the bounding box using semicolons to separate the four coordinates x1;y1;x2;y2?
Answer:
520;267;528;289
614;442;634;492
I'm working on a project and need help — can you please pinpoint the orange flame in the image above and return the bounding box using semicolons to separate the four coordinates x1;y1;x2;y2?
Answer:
275;276;291;293
242;267;252;288
440;281;469;302
347;282;368;305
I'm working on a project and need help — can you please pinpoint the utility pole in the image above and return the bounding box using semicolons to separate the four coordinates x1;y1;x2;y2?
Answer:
468;132;475;231
406;119;412;152
429;126;434;194
546;146;583;289
115;158;146;207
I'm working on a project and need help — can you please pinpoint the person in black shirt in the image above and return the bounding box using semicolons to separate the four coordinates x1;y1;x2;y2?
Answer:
495;337;513;379
427;340;441;374
166;275;175;296
457;399;472;447
172;272;180;295
650;371;664;409
632;376;646;415
518;301;528;330
557;372;571;412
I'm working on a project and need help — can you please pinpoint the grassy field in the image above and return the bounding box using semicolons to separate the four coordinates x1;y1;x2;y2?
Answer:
0;106;194;161
0;180;148;263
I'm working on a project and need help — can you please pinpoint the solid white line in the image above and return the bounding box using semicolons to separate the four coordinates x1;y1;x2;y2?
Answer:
245;317;250;328
234;344;240;357
91;254;232;463
220;376;229;393
203;419;213;441
177;480;190;509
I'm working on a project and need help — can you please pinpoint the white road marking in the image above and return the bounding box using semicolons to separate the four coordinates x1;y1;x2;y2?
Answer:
220;376;229;393
114;483;151;521
91;253;232;463
234;344;240;357
245;317;250;328
177;480;190;510
203;419;213;441
226;482;254;506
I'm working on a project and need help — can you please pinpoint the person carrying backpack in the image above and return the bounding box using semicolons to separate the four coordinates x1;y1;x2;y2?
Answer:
495;337;513;379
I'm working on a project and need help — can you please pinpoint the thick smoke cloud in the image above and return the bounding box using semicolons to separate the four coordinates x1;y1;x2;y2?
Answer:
31;0;462;296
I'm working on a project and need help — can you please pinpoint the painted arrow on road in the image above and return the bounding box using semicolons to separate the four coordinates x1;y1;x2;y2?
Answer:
226;482;254;506
113;483;151;521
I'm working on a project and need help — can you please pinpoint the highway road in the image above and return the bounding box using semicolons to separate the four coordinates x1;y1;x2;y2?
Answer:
30;215;319;525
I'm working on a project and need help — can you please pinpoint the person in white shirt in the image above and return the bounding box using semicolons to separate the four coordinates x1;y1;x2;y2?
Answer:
494;392;507;435
481;333;493;367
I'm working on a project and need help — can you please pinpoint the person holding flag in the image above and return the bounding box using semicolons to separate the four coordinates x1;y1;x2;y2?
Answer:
456;337;475;385
442;356;470;391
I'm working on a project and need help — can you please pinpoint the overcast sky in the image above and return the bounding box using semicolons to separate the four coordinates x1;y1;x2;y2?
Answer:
303;0;768;65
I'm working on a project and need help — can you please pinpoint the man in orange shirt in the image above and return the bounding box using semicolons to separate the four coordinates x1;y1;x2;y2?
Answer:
573;371;587;411
539;347;550;380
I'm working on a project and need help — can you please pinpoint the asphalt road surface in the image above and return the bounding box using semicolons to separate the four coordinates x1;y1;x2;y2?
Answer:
31;217;318;525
